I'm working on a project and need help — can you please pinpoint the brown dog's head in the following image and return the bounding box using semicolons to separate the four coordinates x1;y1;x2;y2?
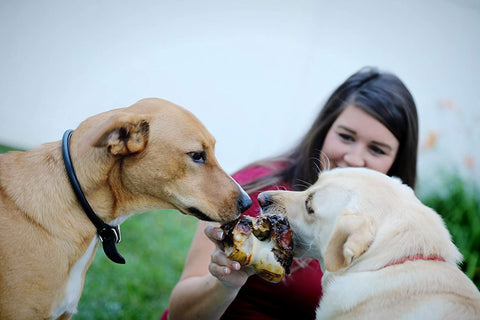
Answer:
68;98;251;223
258;167;462;273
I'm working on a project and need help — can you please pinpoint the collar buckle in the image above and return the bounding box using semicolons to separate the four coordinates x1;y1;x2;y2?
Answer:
98;225;122;243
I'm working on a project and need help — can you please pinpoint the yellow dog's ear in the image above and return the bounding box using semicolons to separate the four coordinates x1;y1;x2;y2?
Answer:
324;210;375;272
89;113;150;156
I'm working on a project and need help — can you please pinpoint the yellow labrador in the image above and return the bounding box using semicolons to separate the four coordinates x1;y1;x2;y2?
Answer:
258;167;480;320
0;98;251;320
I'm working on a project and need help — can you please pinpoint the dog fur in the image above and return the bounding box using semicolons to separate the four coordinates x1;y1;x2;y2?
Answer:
0;98;251;319
259;167;480;320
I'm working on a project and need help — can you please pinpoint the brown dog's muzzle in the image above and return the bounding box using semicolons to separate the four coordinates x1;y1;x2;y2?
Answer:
187;189;251;222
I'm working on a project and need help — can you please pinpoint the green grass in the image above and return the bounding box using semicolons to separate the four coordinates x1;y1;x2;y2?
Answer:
0;144;21;153
75;210;197;319
1;144;479;317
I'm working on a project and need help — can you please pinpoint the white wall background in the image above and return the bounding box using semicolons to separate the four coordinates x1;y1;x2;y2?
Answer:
1;0;479;192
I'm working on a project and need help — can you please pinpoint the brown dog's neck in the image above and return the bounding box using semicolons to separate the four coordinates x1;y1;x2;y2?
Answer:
63;129;127;264
64;136;134;222
0;143;98;243
3;141;123;233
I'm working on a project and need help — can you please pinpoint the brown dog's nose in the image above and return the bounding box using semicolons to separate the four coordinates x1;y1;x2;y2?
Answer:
238;192;252;213
257;192;273;209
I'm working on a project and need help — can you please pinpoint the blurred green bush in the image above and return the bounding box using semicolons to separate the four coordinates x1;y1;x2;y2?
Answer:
421;175;480;289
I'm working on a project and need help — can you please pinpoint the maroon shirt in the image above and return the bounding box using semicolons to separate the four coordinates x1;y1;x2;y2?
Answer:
220;164;323;320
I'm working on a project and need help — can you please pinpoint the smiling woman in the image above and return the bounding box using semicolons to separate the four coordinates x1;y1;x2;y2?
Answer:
322;105;400;174
165;67;420;320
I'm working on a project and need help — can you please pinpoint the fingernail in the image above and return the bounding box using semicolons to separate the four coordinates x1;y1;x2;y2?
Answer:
232;262;240;270
223;267;230;275
217;230;224;239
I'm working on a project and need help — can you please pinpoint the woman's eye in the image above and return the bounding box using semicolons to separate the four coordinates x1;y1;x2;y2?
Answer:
338;133;354;142
187;151;207;164
369;145;386;156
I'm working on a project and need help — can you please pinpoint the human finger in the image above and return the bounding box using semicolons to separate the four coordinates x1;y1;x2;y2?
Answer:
204;224;225;241
210;248;241;271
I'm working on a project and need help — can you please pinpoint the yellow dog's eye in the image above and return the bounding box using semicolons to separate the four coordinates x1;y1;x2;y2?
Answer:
305;194;314;215
187;151;207;164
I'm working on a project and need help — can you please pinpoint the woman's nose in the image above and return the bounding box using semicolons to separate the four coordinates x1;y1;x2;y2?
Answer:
343;147;366;167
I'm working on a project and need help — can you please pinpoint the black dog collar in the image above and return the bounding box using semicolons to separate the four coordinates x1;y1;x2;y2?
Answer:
62;129;126;264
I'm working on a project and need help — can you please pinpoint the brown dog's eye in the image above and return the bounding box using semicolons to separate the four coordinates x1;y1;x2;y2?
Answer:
187;151;207;164
305;194;314;215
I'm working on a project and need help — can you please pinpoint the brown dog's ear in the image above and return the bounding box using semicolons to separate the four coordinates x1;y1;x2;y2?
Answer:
90;113;150;156
324;210;375;272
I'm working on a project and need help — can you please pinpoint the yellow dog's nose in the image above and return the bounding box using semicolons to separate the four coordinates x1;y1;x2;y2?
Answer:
257;192;273;210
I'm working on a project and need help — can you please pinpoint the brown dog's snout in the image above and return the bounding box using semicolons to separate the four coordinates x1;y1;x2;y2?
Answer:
238;190;252;213
257;192;273;209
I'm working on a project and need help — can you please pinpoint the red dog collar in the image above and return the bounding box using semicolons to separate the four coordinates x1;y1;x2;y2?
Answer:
384;254;446;268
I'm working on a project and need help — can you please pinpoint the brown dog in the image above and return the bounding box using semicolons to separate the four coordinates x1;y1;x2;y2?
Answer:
259;168;480;320
0;98;251;319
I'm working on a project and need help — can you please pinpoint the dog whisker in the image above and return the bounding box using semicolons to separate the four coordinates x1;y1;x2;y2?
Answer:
293;179;312;190
272;185;288;191
311;158;322;175
318;151;331;171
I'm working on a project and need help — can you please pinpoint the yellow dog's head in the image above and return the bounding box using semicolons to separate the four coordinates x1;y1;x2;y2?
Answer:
258;167;461;273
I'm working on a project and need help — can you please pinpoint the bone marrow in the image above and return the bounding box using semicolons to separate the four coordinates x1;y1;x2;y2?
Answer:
221;214;294;282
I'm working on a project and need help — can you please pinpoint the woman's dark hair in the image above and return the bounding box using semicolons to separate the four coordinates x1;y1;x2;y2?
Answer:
242;67;418;191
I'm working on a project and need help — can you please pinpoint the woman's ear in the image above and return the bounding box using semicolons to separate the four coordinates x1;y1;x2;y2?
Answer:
324;210;375;272
88;113;150;156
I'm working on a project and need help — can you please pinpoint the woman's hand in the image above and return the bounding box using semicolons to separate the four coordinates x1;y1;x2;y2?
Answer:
204;224;254;289
168;222;253;320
